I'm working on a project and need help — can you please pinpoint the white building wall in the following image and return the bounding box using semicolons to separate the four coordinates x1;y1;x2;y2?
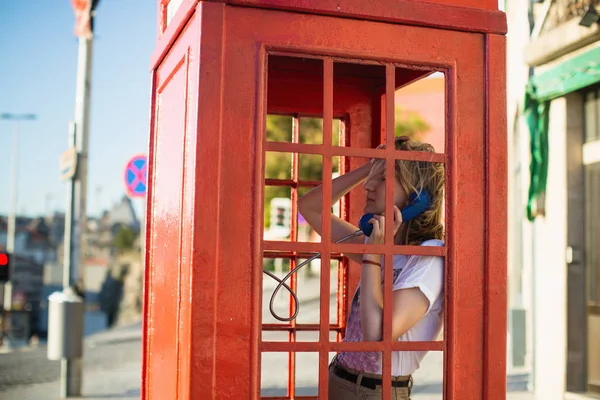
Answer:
531;97;568;400
505;0;534;373
506;2;600;397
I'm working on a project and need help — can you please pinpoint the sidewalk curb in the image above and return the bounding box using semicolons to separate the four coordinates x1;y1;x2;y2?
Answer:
85;321;143;346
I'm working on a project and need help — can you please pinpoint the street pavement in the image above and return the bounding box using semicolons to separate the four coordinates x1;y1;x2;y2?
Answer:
0;321;141;399
0;273;535;399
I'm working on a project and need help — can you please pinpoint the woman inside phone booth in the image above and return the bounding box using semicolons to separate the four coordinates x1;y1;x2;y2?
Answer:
298;135;445;399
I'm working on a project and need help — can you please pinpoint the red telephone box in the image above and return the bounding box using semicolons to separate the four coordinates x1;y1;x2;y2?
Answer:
142;1;507;399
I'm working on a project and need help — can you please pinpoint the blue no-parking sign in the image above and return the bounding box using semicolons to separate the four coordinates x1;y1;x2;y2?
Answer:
124;155;147;197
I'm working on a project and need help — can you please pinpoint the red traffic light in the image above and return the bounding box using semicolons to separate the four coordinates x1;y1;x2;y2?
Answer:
0;253;9;282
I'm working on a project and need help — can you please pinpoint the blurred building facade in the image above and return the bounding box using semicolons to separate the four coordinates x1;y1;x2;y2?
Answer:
1;194;143;337
506;0;600;398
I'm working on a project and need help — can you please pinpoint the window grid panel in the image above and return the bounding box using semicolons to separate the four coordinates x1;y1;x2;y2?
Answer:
262;54;447;399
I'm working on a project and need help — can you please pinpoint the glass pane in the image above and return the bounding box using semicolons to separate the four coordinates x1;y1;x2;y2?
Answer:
295;352;319;396
261;352;289;396
395;71;446;152
299;117;323;145
267;115;293;142
166;0;184;27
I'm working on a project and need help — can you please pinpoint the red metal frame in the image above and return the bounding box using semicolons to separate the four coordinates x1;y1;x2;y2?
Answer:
144;1;507;399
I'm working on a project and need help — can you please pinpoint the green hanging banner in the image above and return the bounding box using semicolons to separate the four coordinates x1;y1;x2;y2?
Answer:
523;45;600;221
523;83;549;221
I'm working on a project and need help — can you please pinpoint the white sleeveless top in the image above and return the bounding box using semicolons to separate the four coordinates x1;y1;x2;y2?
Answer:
335;239;444;376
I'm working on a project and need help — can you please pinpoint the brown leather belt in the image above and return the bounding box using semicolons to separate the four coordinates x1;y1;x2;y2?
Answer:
332;364;410;390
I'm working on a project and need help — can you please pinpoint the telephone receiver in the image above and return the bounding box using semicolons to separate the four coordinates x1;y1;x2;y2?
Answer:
358;191;432;237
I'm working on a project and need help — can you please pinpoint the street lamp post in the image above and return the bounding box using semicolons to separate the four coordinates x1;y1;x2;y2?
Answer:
0;113;36;313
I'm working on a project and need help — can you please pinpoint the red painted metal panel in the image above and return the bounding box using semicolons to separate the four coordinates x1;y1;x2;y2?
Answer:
186;4;230;400
144;11;199;399
152;0;198;67
484;33;508;400
443;36;486;400
266;57;430;117
174;17;201;400
212;4;264;399
214;0;499;9
419;0;497;8
141;69;156;400
209;0;507;34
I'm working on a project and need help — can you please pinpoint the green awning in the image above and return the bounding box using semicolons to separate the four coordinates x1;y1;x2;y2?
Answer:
524;45;600;221
530;46;600;101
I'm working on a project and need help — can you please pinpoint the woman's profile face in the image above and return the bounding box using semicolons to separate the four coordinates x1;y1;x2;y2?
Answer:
362;168;408;215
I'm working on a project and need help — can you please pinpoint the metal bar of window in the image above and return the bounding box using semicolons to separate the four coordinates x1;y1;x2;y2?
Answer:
318;57;334;400
335;258;345;341
263;241;446;256
263;252;345;260
261;340;444;352
287;115;301;399
337;120;350;340
264;179;321;188
444;61;458;399
380;63;397;399
262;323;344;331
266;142;445;162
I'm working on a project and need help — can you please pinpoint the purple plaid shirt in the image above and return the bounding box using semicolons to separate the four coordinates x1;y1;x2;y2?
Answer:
335;240;444;376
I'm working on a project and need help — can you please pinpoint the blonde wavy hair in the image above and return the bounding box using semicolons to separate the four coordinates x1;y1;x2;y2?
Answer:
367;136;445;245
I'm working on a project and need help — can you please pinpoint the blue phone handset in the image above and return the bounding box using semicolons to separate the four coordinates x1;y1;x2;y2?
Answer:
359;191;431;237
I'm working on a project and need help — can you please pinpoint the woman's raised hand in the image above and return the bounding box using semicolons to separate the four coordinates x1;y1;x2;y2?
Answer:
365;205;403;245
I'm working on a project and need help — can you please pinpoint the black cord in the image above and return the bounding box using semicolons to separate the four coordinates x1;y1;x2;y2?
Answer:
263;230;363;322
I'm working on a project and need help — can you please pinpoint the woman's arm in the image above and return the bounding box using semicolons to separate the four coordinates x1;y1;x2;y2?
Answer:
359;210;431;341
360;256;430;342
297;162;371;265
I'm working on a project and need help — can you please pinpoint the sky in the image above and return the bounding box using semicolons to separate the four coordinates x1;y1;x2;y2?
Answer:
0;1;157;219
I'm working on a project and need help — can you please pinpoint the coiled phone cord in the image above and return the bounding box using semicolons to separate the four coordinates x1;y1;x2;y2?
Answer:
263;212;377;322
263;230;364;322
